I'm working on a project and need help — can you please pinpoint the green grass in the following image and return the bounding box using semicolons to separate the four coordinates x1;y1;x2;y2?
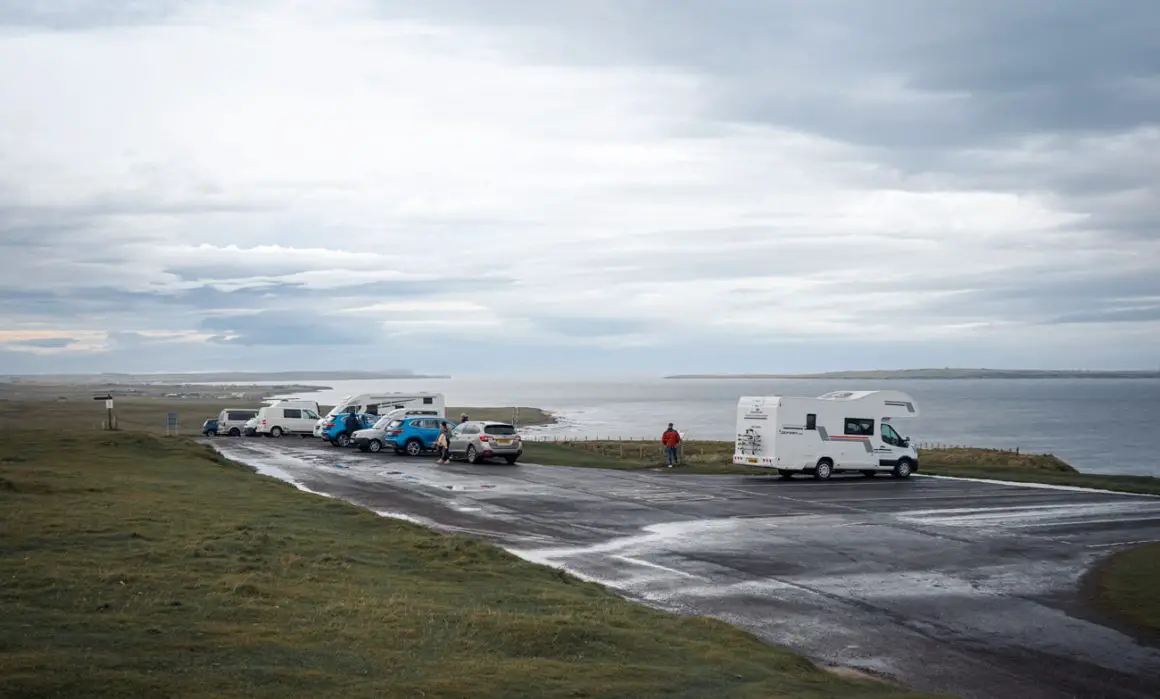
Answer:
0;429;941;699
522;440;1160;495
1087;542;1160;638
0;396;554;437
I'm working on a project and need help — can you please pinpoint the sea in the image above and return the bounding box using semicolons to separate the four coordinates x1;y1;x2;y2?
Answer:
258;377;1160;477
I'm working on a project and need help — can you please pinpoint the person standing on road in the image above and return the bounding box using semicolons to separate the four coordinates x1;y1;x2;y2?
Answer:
661;423;682;468
435;421;452;464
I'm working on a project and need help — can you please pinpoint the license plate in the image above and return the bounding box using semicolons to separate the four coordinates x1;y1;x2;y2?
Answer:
747;457;758;464
497;439;512;445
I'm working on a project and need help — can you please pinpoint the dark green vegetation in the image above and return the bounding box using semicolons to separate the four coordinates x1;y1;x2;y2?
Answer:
0;393;554;436
1086;542;1160;640
0;429;941;699
665;368;1160;379
522;440;1160;495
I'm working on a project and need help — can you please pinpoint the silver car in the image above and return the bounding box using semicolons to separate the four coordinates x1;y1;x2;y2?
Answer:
449;420;523;464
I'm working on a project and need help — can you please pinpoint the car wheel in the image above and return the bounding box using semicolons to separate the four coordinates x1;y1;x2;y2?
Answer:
861;470;877;478
504;456;518;465
270;426;283;438
369;439;382;453
466;445;479;464
893;459;914;479
405;439;423;457
335;433;350;448
813;459;833;480
229;428;241;437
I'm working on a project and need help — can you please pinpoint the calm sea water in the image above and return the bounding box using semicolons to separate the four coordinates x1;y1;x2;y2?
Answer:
262;377;1160;477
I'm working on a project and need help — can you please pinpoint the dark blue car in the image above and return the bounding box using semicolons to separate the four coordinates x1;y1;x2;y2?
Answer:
201;418;218;437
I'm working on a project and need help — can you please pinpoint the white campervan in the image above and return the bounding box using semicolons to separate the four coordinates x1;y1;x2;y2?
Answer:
733;390;920;480
256;403;322;437
312;392;445;437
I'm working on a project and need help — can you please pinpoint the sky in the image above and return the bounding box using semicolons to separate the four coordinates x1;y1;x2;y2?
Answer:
0;0;1158;376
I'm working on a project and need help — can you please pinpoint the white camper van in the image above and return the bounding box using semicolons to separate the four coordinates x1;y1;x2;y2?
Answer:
313;392;445;437
733;390;920;480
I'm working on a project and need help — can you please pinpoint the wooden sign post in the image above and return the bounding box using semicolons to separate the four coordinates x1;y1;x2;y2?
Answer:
94;394;115;430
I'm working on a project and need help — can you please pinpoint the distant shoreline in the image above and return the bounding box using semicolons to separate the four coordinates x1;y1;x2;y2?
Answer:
665;369;1160;380
3;371;450;383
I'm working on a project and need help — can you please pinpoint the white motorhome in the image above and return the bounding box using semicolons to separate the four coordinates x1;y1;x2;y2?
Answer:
733;390;920;480
313;392;445;437
266;398;320;415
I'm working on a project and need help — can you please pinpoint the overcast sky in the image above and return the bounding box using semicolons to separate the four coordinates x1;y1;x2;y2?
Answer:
1;0;1158;376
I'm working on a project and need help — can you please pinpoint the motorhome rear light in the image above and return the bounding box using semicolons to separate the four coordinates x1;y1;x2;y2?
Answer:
260;419;267;425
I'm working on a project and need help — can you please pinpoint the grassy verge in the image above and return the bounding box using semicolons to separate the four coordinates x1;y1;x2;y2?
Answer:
0;397;555;436
0;429;938;699
1086;542;1160;640
522;440;1160;495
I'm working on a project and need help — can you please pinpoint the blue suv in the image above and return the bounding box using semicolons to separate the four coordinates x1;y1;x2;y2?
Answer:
319;413;378;447
380;416;449;456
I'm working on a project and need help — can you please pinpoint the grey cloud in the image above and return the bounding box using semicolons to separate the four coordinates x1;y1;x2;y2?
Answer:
1050;306;1160;325
199;310;383;346
9;337;74;348
532;316;651;338
0;1;183;30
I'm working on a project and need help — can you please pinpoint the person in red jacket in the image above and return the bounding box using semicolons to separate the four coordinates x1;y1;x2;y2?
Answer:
661;423;681;468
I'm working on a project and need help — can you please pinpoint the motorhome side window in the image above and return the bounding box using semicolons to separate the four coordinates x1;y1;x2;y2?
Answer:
844;418;874;436
423;397;433;404
805;414;816;430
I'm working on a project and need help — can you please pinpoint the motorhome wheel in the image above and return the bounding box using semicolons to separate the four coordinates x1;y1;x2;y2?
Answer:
778;469;794;479
893;459;913;479
814;459;833;480
269;426;283;438
861;470;876;477
228;428;240;437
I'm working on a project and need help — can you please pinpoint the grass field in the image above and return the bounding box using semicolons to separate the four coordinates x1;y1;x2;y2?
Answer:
1087;542;1160;640
0;429;941;699
521;439;1160;495
0;395;554;436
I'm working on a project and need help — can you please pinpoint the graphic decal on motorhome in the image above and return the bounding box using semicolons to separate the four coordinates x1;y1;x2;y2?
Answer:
816;426;874;453
884;400;916;413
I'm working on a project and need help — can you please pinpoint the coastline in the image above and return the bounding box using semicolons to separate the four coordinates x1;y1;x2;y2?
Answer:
666;370;1160;380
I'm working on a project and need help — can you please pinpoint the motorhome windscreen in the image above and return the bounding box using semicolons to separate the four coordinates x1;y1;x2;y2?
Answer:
483;424;516;435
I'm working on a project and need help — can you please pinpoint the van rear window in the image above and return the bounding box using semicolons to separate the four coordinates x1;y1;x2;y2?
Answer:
484;424;516;435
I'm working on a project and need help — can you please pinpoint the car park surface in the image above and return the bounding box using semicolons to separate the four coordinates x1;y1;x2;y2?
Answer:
208;437;1160;699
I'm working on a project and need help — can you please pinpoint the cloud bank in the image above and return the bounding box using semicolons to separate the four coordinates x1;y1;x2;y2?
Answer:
1;0;1157;375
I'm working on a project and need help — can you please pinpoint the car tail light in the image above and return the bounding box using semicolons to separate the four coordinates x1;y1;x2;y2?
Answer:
325;420;335;428
479;435;491;442
387;429;402;436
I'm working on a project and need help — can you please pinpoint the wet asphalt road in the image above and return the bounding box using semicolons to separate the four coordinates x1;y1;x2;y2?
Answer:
207;437;1160;699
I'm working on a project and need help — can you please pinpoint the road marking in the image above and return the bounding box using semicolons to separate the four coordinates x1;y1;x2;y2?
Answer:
917;474;1160;498
1086;539;1160;548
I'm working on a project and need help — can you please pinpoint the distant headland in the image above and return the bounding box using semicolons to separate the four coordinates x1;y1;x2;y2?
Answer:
2;370;450;384
665;368;1160;380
